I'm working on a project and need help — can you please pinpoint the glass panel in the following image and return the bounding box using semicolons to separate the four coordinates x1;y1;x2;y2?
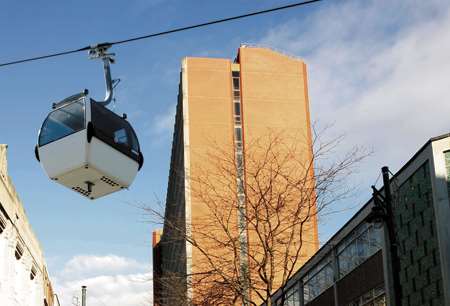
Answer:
236;153;244;170
356;231;369;263
235;127;242;142
90;101;140;161
233;77;240;89
347;287;386;306
303;283;312;303
234;102;241;116
39;99;85;146
232;71;240;77
338;223;383;278
114;128;128;144
237;180;244;193
370;226;383;252
286;288;299;306
303;262;334;302
373;286;385;296
372;295;386;306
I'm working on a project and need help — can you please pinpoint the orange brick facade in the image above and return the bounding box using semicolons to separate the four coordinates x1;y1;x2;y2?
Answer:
153;46;319;305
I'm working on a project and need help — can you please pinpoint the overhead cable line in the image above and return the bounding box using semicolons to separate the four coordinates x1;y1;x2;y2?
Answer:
110;0;322;45
0;46;91;68
0;0;322;68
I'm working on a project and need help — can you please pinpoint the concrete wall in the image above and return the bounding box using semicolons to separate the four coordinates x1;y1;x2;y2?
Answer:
0;144;54;306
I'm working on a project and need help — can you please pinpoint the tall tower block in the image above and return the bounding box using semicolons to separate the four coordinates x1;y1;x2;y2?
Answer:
153;46;319;305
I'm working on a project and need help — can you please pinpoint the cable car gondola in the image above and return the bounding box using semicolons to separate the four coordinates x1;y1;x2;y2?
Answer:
35;44;143;199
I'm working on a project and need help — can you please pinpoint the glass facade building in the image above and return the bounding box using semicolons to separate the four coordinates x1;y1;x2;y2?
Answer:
267;134;450;306
274;221;385;306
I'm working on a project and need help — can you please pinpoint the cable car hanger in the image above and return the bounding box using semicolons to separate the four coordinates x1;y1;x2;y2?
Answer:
88;43;116;107
35;45;144;200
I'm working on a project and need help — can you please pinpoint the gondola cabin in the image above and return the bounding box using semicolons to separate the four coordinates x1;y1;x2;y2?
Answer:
35;91;143;199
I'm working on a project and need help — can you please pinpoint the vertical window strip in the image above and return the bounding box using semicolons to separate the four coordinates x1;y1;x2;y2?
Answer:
231;70;250;302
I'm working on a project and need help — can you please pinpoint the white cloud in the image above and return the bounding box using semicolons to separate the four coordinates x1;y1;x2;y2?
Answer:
258;0;450;177
62;254;144;279
151;104;176;136
257;0;450;237
53;255;152;306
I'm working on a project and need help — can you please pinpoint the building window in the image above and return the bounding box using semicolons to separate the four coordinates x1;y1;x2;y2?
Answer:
285;285;300;306
30;265;37;280
348;286;385;306
234;102;241;116
299;223;383;304
39;98;86;146
235;127;242;142
237;179;245;194
233;77;240;89
236;153;244;169
0;214;6;234
337;223;382;277
303;254;334;303
275;286;300;306
15;243;24;260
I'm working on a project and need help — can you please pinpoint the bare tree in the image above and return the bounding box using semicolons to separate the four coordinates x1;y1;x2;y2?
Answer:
149;129;366;306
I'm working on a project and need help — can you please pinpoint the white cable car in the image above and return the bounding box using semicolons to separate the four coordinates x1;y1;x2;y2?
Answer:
35;44;143;199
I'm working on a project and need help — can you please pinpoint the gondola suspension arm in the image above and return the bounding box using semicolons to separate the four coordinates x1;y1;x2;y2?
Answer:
89;43;115;107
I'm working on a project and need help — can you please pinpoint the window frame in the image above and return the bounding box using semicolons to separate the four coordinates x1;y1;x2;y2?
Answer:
38;97;86;147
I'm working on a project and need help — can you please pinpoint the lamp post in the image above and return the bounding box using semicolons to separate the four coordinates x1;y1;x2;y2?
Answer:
368;166;401;306
81;286;87;306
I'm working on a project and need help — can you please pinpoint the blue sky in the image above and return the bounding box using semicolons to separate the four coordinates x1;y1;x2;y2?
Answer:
1;0;449;305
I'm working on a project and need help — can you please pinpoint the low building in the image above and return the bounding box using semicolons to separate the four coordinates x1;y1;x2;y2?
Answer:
0;144;54;306
265;134;450;306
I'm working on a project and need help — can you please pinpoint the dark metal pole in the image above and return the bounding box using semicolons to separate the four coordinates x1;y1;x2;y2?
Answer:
81;286;87;306
382;167;401;306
